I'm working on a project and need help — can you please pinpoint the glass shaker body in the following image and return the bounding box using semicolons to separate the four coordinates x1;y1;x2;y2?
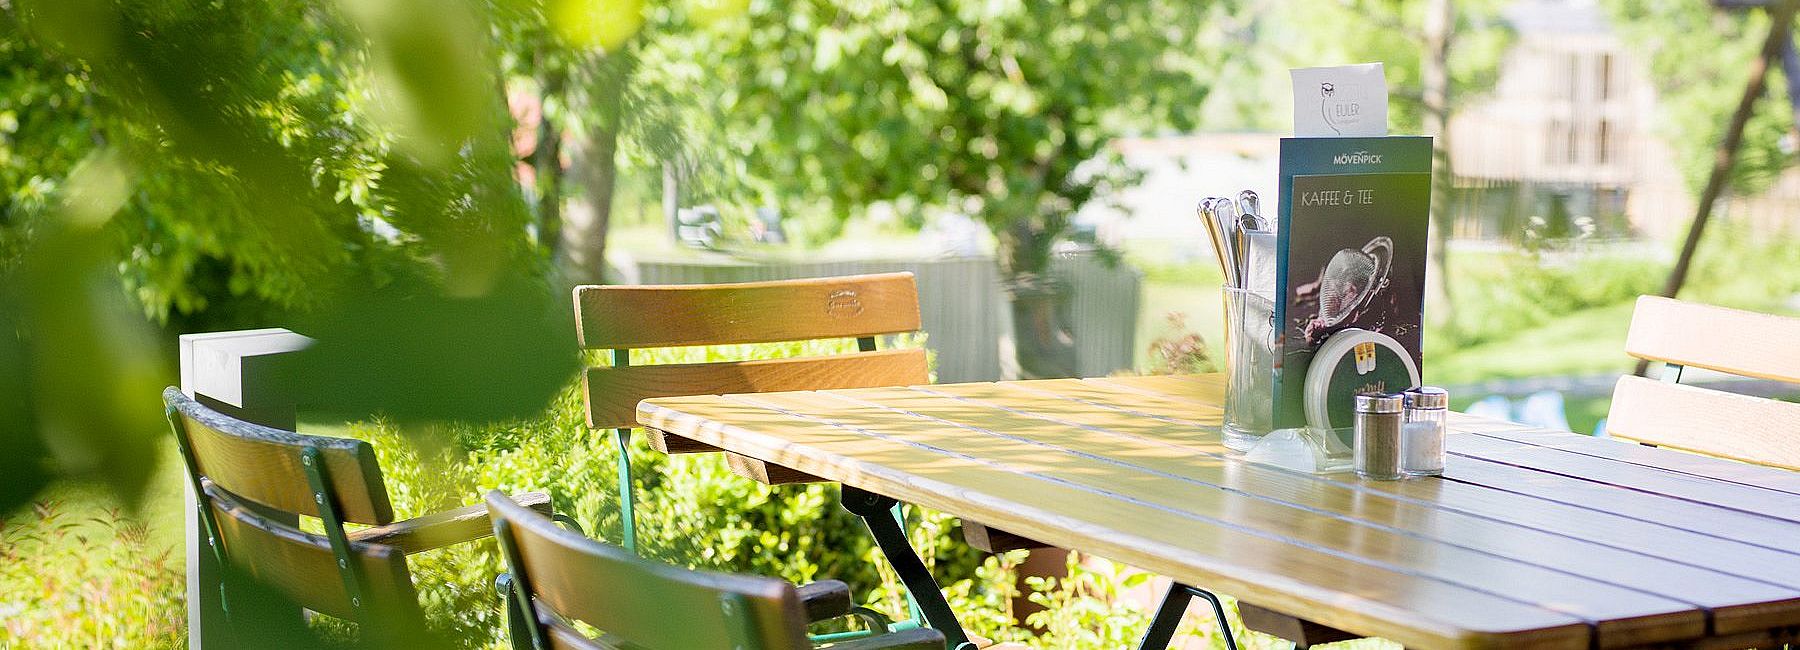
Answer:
1353;393;1404;480
1402;387;1449;477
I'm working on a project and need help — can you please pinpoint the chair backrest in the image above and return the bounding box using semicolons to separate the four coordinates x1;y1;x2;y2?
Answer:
164;387;421;628
572;273;929;429
487;491;809;650
1607;296;1800;470
204;481;421;624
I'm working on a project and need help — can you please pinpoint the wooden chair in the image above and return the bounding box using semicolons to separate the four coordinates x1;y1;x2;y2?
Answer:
572;272;930;552
1608;296;1800;470
163;387;565;643
486;491;946;650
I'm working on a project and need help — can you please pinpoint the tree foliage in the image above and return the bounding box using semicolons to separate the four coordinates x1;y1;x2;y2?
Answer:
0;0;578;515
1604;0;1798;196
710;0;1238;277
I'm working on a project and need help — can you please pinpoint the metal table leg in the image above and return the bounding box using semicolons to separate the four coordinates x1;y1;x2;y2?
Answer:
1138;581;1237;650
840;485;973;649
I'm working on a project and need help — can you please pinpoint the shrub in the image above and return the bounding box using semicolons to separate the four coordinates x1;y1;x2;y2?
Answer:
339;335;1001;648
1437;249;1664;350
1144;312;1217;375
5;334;1322;649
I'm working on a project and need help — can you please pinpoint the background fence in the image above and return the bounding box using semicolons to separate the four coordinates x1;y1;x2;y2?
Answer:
621;251;1142;382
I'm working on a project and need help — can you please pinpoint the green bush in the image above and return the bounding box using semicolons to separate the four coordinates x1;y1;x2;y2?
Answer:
1683;224;1800;312
2;337;1329;649
1438;250;1663;349
341;335;1280;648
332;335;1000;648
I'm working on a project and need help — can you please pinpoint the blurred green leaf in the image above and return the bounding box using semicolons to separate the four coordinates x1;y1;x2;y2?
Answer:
550;0;646;50
339;0;499;166
290;270;580;426
0;305;51;515
11;0;118;60
9;150;165;505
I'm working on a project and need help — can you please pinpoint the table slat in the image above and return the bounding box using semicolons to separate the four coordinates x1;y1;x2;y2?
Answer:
925;382;1800;634
1469;427;1800;498
638;374;1800;650
997;379;1800;588
1447;435;1800;536
639;393;1590;650
813;386;1702;646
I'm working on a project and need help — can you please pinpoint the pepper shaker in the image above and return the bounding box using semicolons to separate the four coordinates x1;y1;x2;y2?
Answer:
1402;386;1449;476
1354;393;1405;480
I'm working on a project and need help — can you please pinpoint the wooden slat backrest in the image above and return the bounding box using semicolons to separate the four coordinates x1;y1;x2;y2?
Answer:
582;349;929;429
1612;296;1800;470
487;492;809;649
206;483;422;624
1606;375;1800;471
573;273;922;349
1624;295;1800;383
165;387;394;525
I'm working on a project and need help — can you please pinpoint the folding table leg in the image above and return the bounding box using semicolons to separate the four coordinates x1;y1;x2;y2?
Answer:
840;485;973;649
1138;582;1237;650
614;427;637;554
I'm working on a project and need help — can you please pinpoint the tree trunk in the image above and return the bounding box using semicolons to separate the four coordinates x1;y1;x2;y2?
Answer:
560;123;618;285
662;159;682;242
1420;0;1455;330
999;220;1077;379
557;55;632;286
532;82;565;254
1661;0;1795;300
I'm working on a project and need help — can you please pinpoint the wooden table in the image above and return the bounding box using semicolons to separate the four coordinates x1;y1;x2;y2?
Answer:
637;374;1800;650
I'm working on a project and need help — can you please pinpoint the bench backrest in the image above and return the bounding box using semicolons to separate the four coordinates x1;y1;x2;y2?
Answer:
488;491;809;649
572;273;929;430
1607;296;1800;470
164;387;422;629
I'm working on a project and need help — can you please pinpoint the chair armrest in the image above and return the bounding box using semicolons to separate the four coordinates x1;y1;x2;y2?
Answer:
351;491;553;555
797;580;853;622
817;628;945;650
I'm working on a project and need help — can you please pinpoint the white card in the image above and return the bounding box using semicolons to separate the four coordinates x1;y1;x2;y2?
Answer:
1291;63;1388;137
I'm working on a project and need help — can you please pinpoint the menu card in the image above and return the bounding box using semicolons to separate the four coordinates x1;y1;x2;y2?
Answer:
1271;136;1432;429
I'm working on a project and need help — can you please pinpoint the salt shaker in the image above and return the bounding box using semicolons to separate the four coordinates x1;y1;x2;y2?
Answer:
1402;386;1449;476
1353;393;1404;480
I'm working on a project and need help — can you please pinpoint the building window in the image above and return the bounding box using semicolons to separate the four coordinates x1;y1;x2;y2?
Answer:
1598;120;1614;165
1570;120;1583;164
1599;54;1615;102
1548;119;1569;165
1566;53;1581;102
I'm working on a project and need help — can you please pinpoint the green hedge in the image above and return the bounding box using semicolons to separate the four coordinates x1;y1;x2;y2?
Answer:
2;337;1291;648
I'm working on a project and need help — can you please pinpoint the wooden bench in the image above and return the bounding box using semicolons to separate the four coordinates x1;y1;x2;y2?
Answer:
487;491;946;650
1608;296;1800;470
572;272;930;552
165;387;561;644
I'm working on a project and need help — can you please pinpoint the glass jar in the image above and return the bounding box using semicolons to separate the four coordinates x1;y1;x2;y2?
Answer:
1222;287;1278;451
1402;386;1449;476
1353;393;1404;480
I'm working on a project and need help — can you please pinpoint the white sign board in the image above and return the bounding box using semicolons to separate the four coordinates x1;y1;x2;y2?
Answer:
1291;63;1388;137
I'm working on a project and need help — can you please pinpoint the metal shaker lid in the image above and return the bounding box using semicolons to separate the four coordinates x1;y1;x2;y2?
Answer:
1404;386;1450;410
1354;393;1405;414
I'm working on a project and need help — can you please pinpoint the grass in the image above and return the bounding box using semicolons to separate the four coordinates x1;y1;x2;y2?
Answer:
1426;301;1638;385
1;445;188;646
0;418;373;648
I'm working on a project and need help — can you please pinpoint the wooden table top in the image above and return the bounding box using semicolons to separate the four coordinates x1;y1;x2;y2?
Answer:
637;373;1800;650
